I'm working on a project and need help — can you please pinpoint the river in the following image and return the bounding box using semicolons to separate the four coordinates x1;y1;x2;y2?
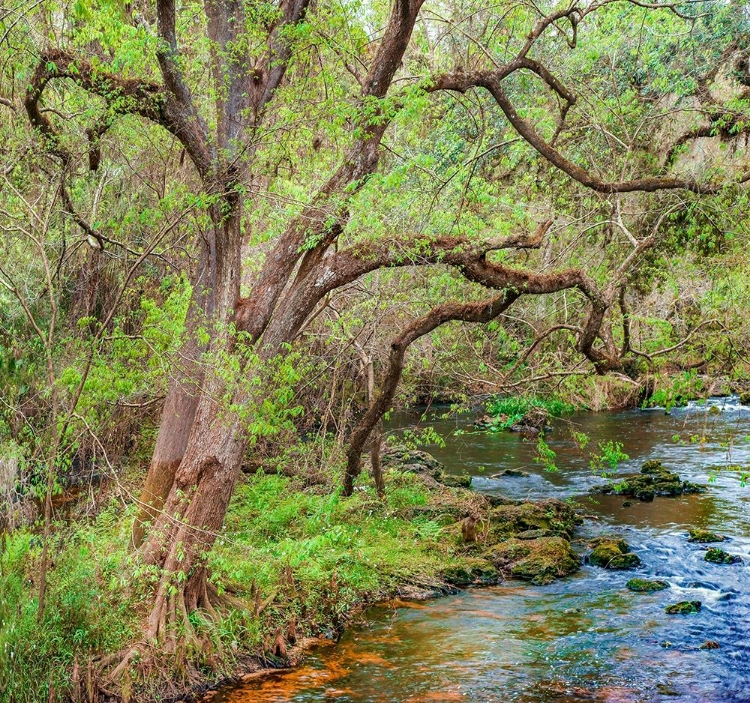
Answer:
215;397;750;702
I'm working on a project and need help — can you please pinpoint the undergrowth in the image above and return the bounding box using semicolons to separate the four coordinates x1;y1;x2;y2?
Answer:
0;469;468;701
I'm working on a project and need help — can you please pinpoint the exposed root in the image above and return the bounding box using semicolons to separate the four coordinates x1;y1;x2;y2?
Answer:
96;571;238;699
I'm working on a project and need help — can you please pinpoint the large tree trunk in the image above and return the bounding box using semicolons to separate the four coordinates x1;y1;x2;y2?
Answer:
132;200;250;641
131;243;213;547
140;383;247;639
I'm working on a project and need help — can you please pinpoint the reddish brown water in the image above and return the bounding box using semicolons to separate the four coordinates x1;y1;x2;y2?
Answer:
216;398;750;702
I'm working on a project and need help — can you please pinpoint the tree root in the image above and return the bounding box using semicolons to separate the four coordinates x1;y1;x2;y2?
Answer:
95;574;243;699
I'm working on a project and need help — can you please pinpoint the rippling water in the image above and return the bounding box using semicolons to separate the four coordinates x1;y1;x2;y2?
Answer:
217;397;750;702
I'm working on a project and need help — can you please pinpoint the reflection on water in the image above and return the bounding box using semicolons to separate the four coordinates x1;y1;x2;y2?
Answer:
218;398;750;702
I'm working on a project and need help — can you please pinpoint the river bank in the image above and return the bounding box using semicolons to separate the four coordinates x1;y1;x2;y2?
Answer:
0;445;587;702
1;397;748;702
218;396;750;702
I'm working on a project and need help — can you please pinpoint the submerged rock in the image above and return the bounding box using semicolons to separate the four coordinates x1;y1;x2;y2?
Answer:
626;578;669;592
699;640;721;650
491;468;530;478
705;548;743;564
592;461;706;502
587;537;641;569
688;528;726;543
665;601;702;614
486;536;580;585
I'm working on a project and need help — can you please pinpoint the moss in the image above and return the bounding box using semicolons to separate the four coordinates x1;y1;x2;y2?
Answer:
488;499;580;542
593;463;706;502
486;536;580;585
608;553;641;569
440;558;499;586
588;537;641;569
665;601;702;614
641;460;664;474
688;528;726;543
705;548;743;564
626;578;669;592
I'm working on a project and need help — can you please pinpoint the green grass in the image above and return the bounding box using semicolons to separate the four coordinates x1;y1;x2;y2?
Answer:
484;395;575;430
0;469;469;701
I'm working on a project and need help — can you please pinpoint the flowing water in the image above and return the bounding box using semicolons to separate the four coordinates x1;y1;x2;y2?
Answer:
217;398;750;702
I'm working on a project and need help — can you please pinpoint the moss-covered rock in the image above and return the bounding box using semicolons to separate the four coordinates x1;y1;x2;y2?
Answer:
588;537;641;569
688;528;726;543
440;558;499;586
626;578;669;592
665;601;702;614
705;548;743;564
486;536;580;585
382;446;471;488
515;529;556;540
491;468;530;478
738;392;750;406
592;462;706;502
641;460;664;474
440;473;473;488
488;499;580;542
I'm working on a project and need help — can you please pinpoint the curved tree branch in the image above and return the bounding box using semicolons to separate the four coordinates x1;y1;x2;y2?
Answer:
343;290;520;495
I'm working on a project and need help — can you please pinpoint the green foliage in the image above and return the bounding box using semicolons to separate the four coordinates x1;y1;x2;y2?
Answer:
533;437;558;473
644;372;706;412
589;441;630;477
484;395;574;431
0;468;469;699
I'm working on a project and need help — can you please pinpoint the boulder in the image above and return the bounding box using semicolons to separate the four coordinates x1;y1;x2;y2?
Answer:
688;529;726;543
488;499;580;542
486;536;580;585
440;558;499;586
592;462;706;502
665;601;702;615
705;548;743;564
490;468;529;478
382;446;471;488
588;537;641;569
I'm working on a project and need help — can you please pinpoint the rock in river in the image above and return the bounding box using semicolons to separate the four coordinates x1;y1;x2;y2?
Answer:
485;536;580;586
688;528;726;543
705;548;743;564
665;601;702;614
626;578;669;592
592;460;706;502
587;537;641;569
